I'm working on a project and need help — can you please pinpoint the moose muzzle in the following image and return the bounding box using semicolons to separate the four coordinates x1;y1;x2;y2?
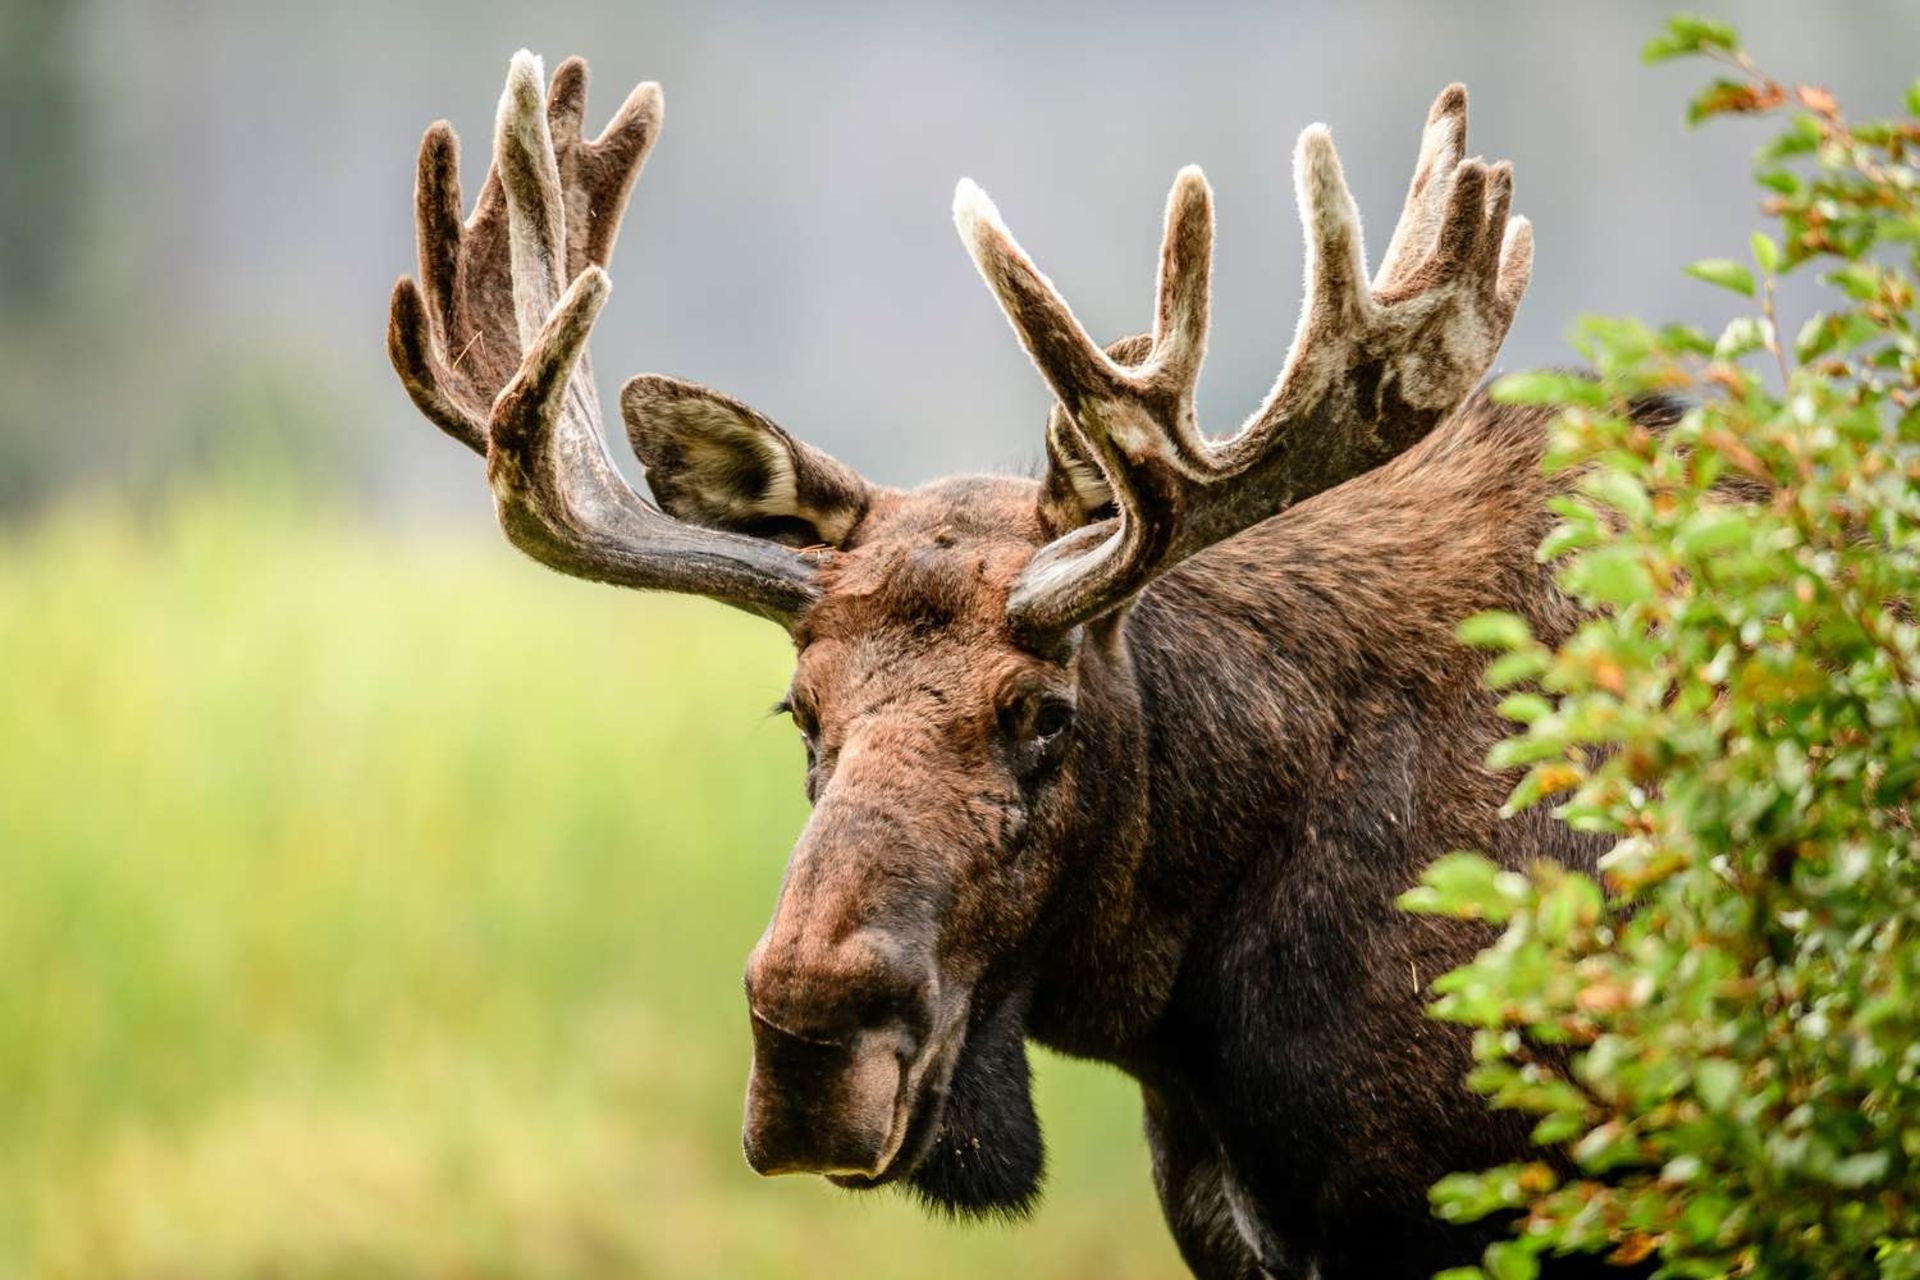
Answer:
740;922;949;1180
742;1012;918;1177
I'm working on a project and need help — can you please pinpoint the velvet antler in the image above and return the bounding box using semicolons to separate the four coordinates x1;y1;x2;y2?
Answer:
386;53;821;624
958;85;1532;638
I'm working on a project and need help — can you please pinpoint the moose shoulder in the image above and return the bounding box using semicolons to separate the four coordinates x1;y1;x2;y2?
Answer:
388;52;1626;1279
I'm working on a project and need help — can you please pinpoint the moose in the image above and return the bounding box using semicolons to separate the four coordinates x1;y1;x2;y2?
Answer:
388;51;1628;1279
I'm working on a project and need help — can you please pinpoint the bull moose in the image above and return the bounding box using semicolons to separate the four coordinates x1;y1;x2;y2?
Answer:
387;50;1628;1279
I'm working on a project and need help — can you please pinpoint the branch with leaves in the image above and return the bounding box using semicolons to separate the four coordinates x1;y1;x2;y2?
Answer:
1403;16;1920;1280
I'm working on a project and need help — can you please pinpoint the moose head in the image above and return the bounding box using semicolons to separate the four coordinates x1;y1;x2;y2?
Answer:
388;51;1529;1220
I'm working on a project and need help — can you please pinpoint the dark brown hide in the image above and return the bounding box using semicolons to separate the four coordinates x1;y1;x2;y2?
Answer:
736;392;1639;1278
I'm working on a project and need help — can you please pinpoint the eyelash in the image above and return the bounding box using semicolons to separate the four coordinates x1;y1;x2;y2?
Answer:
776;697;819;742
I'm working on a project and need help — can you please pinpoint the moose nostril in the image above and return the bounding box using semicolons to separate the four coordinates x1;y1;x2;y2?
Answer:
738;929;936;1179
748;1006;848;1048
743;929;933;1046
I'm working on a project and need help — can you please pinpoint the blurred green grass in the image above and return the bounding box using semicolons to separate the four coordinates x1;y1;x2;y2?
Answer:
0;490;1181;1279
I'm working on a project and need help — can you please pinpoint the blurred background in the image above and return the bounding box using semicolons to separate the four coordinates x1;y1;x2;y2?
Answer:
2;1;1915;1276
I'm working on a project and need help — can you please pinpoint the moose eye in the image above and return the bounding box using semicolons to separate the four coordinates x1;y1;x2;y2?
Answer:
1001;691;1075;782
1000;689;1076;744
1030;698;1075;740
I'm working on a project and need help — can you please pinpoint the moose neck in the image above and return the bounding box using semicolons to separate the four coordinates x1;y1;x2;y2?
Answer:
1023;401;1563;1077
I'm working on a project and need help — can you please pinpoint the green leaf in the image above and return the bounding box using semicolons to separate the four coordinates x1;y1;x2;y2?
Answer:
1750;231;1780;275
1658;322;1717;357
1562;545;1656;607
1795;311;1838;361
1483;649;1551;689
1398;853;1526;923
1458;611;1534;651
1538;520;1602;562
1715;316;1767;360
1531;1111;1588;1145
1642;13;1738;64
1687;78;1771;126
1674;506;1752;557
1535;871;1603;942
1487;734;1568;769
1484;1240;1541;1280
1758;113;1822;159
1497;693;1552;724
1489;370;1607;407
1694;1059;1742;1112
1823;262;1880;301
1641;33;1689;65
1580;470;1652;525
1667;14;1738;49
1828;1151;1890;1188
1906;77;1920;118
1431;1167;1533;1221
1686;257;1755;297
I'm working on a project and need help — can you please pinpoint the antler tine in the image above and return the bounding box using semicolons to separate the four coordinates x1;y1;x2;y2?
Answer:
1208;123;1490;479
1149;166;1215;397
955;165;1218;476
388;56;668;459
389;120;489;453
546;57;663;276
483;52;819;623
1373;84;1467;295
970;83;1533;639
952;180;1128;412
390;274;486;453
387;52;821;625
496;53;570;346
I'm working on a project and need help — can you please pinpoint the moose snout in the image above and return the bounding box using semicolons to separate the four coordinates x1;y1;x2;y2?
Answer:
741;931;935;1178
742;1016;914;1177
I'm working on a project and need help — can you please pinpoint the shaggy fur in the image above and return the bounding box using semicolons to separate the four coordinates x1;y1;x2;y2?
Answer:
389;56;1626;1279
906;990;1046;1220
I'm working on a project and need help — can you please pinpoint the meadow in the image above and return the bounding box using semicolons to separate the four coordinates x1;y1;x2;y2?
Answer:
0;489;1183;1279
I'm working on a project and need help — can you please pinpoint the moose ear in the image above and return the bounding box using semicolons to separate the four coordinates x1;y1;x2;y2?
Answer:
1034;334;1152;537
622;375;874;547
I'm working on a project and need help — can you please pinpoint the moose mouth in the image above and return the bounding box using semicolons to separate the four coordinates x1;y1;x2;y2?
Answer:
823;1019;971;1191
744;991;973;1187
832;992;1046;1219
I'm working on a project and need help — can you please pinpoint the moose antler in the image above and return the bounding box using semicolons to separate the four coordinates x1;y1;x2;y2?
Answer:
386;53;820;624
956;85;1532;638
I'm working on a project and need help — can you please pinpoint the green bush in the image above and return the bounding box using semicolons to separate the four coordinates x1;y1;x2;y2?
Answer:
1402;17;1920;1279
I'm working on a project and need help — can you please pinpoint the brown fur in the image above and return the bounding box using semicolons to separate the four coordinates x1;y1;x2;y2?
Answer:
388;56;1613;1278
734;394;1608;1276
